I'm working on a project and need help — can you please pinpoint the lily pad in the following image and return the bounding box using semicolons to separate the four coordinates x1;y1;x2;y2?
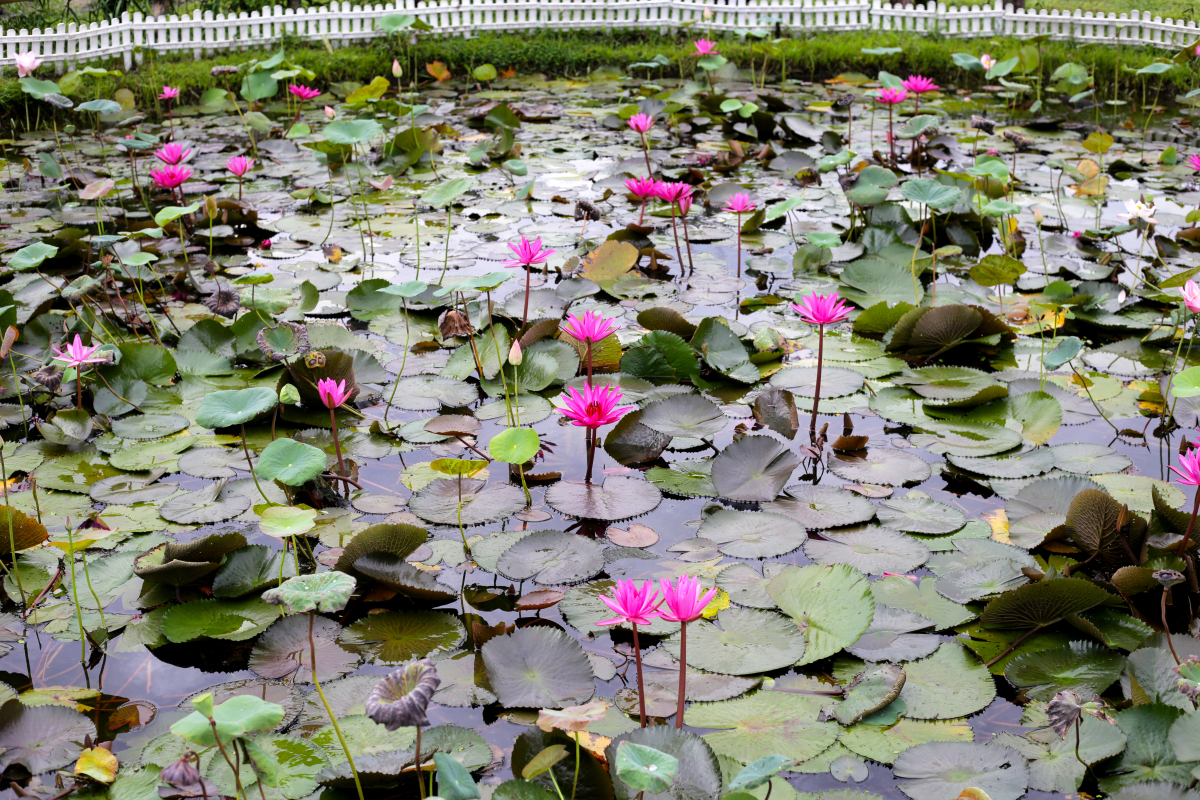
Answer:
805;525;930;575
409;478;527;525
893;741;1030;800
544;476;662;521
697;510;808;559
826;449;932;486
663;608;806;675
495;530;605;584
763;485;877;529
767;564;874;665
481;627;595;708
710;435;801;502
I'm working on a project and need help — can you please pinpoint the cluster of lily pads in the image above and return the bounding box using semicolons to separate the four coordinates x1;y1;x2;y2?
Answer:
4;22;1200;800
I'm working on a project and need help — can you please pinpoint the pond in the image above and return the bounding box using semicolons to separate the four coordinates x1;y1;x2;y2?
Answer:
0;41;1197;800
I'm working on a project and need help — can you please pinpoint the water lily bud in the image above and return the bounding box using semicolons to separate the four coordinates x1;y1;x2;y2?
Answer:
393;59;403;78
279;384;301;406
64;124;76;135
1033;208;1043;225
191;693;214;718
324;105;335;120
509;340;523;365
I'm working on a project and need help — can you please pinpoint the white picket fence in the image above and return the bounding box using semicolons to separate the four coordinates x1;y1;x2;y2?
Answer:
2;0;1198;75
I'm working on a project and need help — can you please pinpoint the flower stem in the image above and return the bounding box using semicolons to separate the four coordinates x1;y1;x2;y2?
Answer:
309;612;364;800
329;409;347;478
809;324;825;440
1176;488;1200;558
415;725;424;800
632;623;647;728
240;424;271;506
675;621;687;729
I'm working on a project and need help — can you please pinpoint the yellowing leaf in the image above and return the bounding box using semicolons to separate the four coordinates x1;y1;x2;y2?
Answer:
75;747;118;784
426;61;451;82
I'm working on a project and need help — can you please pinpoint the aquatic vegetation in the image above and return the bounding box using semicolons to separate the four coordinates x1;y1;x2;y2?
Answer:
2;28;1200;800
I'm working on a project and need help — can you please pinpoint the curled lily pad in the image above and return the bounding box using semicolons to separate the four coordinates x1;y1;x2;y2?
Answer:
366;659;441;730
262;572;357;614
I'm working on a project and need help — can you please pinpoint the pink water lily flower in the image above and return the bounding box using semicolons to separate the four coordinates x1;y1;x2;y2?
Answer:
324;105;336;119
318;377;353;409
694;38;718;56
562;310;619;344
52;334;107;369
628;113;654;133
159;85;180;101
875;87;909;105
154;142;191;165
980;54;996;70
557;382;632;429
902;75;939;94
1188;154;1200;172
288;84;321;102
149;164;192;190
656;181;693;204
793;290;853;326
679;194;693;215
15;51;42;79
226;156;255;177
624;177;659;199
1183;280;1200;314
723;192;756;214
658;575;717;624
504;236;555;268
369;175;394;192
597;579;663;626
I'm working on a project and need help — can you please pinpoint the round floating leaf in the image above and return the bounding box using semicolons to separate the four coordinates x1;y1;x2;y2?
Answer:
871;576;974;630
770;366;864;398
409;478;527;525
89;473;178;505
763;485;877;529
342;611;465;664
685;691;838;763
901;642;997;719
710;435;801;502
947;449;1055;479
893;741;1030;800
715;564;776;610
255;439;328;487
1005;641;1124;701
805;525;930;575
980;577;1113;630
766;563;874;664
0;703;97;775
606;727;721;800
481;627;595;708
249;615;358;684
910;419;1023;457
640;395;728;439
205;732;331;800
1050;443;1133;475
177;447;247;479
160;479;251;524
827;449;932;486
1007;475;1104;527
31;450;122;493
877;497;966;535
496;530;605;584
387;375;478;411
839;718;973;765
196;387;279;429
697;510;807;559
614;742;678;794
662;608;805;675
262;572;356;614
110;413;191;440
544;476;662;521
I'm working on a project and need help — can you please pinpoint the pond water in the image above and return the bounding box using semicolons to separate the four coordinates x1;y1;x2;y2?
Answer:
0;51;1198;800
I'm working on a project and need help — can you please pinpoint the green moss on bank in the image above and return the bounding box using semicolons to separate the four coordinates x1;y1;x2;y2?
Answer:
2;29;1198;126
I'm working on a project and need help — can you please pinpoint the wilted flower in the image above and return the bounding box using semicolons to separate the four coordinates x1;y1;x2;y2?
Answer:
160;752;201;787
30;364;62;393
835;93;855;108
1002;129;1034;149
366;659;441;730
574;199;601;222
537;701;609;733
970;115;996;134
202;286;241;318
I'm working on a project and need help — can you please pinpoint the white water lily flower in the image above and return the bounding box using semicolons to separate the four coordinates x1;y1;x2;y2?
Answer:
1117;198;1158;225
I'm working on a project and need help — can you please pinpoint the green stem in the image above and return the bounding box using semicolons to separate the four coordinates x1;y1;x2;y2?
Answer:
66;524;86;668
0;446;26;605
309;612;364;800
